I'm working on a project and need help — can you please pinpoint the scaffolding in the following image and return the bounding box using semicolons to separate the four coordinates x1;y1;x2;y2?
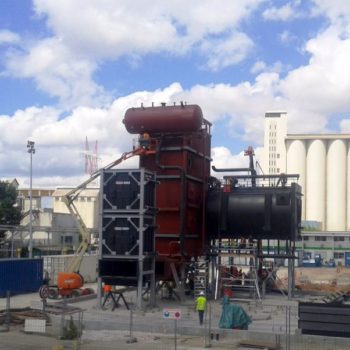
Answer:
212;240;261;301
210;237;297;301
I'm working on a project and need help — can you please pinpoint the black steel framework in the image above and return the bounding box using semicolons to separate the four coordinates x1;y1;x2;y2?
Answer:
98;168;157;309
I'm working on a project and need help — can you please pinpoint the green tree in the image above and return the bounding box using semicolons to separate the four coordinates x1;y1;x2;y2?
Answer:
0;181;21;241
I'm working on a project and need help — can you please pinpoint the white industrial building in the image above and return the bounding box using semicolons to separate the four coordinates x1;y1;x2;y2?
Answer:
263;111;350;232
1;187;99;257
52;188;99;230
263;112;350;266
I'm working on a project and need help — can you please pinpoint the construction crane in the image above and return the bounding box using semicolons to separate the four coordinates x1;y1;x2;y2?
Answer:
39;143;155;299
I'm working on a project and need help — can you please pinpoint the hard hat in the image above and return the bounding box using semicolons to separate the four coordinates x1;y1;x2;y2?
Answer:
199;291;204;296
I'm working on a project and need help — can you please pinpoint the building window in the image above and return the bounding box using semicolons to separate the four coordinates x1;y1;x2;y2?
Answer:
303;236;309;241
277;168;280;173
315;236;327;241
61;236;73;244
334;236;345;241
277;153;280;158
334;252;344;259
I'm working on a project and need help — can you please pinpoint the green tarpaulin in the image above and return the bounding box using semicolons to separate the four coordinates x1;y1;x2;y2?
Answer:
219;296;252;330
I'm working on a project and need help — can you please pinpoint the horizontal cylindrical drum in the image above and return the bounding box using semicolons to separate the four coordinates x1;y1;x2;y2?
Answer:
123;104;203;134
206;184;301;240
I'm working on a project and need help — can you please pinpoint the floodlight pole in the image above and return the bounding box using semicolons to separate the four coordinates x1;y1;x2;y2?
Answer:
27;140;35;258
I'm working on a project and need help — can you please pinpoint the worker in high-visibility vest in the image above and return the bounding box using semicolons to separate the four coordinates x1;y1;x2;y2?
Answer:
195;291;207;325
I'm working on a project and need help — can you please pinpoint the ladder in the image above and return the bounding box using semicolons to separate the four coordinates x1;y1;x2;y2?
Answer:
193;258;208;298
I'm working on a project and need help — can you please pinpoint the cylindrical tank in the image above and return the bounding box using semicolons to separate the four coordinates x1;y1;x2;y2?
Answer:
286;139;306;220
306;139;326;229
123;104;203;134
327;139;346;231
206;184;301;240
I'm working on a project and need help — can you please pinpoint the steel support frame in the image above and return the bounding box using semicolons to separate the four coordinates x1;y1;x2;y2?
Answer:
98;168;157;310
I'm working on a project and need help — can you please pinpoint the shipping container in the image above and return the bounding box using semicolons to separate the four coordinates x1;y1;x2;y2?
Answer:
345;252;350;267
0;258;43;297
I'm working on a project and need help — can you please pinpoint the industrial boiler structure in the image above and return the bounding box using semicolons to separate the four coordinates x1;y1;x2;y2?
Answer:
98;104;302;307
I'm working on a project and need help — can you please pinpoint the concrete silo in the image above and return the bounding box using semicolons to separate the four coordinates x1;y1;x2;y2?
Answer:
286;139;306;220
327;139;347;231
306;139;326;229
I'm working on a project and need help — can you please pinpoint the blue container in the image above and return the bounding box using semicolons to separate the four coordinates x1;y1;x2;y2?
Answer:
0;258;43;297
345;252;350;267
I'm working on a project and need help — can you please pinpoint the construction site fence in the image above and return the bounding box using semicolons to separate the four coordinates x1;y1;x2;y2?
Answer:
2;292;350;349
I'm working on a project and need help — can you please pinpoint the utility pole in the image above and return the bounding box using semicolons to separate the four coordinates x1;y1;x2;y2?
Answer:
27;140;35;258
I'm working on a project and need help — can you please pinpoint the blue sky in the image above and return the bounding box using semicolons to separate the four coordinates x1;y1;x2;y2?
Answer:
1;0;350;187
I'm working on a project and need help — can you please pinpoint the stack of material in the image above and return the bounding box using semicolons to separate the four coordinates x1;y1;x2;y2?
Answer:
238;340;281;349
321;290;350;304
0;307;50;325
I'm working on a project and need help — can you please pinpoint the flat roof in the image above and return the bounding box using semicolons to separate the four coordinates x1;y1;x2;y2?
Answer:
301;231;350;236
286;134;350;140
52;188;99;197
265;111;287;117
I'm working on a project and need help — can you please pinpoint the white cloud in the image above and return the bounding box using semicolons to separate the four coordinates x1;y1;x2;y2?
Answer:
5;38;108;108
340;119;350;133
279;30;298;45
201;31;254;71
2;1;264;108
211;147;246;171
250;60;287;75
311;0;350;31
0;30;20;45
262;2;302;21
250;61;267;74
32;0;262;58
210;146;265;177
280;27;350;116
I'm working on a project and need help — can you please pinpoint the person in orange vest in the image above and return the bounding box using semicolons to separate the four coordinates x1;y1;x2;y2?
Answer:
195;291;207;325
103;283;112;294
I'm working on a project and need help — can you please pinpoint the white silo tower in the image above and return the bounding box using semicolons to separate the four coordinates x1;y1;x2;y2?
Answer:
306;139;326;229
327;139;347;231
286;139;306;220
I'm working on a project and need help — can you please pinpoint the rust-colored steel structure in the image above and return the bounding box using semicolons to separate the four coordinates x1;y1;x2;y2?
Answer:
124;104;211;279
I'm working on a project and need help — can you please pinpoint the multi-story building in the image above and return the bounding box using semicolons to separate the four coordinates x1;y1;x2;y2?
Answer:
52;188;99;230
2;187;99;256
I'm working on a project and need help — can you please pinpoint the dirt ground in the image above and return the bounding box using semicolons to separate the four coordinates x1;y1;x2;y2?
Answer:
240;266;350;293
0;328;243;350
277;267;350;292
